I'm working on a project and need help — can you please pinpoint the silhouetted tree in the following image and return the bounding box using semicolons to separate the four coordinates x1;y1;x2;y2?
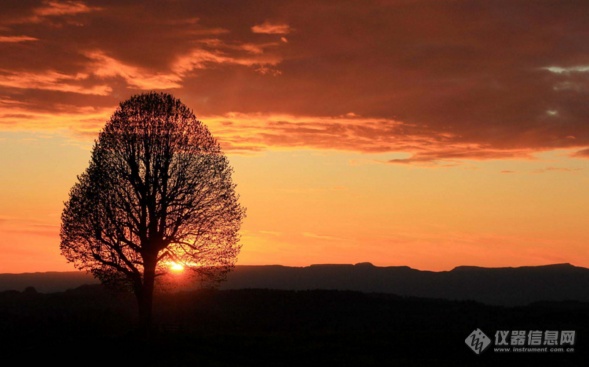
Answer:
60;92;245;331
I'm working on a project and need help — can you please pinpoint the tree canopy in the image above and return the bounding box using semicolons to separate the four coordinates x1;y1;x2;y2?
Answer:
60;92;245;326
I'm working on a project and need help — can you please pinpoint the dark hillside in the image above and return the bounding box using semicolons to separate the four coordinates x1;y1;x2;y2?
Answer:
0;286;586;366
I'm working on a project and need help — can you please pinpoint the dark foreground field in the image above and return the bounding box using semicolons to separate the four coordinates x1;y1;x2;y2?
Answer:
0;285;587;366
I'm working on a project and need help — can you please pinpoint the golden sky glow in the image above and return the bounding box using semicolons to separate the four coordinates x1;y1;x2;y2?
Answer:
1;1;589;273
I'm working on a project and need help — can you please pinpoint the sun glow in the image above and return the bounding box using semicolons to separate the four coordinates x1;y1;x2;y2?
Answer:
169;262;185;272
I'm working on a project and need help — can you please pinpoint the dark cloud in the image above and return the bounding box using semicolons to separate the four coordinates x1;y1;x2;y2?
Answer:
386;148;531;165
1;0;589;163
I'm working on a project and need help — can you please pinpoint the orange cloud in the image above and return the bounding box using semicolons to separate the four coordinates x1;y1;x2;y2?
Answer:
251;22;291;35
1;0;589;163
34;1;96;17
173;46;282;75
0;103;558;165
0;35;37;43
0;100;111;134
85;51;183;90
0;69;111;95
4;0;100;25
203;113;405;152
85;44;283;90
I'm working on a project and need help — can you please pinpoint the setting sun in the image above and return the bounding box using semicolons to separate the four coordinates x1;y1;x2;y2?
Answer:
169;262;185;272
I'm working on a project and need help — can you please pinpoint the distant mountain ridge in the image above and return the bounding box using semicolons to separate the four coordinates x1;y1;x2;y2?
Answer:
0;271;98;293
1;262;587;306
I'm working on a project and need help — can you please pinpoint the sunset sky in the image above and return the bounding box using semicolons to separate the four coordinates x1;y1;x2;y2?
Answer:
1;0;589;273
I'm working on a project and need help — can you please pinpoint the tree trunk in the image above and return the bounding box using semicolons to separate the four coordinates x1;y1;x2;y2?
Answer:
137;253;157;338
